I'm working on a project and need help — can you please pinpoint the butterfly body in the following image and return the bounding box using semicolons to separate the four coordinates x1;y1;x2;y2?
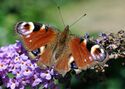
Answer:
16;22;108;75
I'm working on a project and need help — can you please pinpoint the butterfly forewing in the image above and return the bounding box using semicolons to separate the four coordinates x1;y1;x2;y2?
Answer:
69;38;96;70
22;27;58;51
16;22;59;51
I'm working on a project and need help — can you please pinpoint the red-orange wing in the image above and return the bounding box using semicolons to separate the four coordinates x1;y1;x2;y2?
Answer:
15;22;58;51
37;47;54;68
69;38;96;70
16;22;59;68
21;27;58;51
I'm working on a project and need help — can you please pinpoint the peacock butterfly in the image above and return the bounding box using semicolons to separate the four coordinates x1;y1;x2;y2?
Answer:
15;21;108;75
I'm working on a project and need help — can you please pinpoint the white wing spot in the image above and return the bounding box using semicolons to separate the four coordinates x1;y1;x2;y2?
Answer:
68;56;74;67
41;24;45;30
40;46;45;55
84;59;87;62
28;22;34;31
89;56;93;61
29;40;32;42
26;35;30;38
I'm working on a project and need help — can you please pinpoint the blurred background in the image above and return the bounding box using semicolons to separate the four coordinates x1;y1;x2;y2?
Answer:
0;0;125;89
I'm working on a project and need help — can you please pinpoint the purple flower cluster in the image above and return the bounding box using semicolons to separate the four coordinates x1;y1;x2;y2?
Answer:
97;30;125;52
0;41;59;89
95;30;125;59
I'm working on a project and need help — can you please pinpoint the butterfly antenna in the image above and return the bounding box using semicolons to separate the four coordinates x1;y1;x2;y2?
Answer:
69;13;87;28
57;6;65;27
52;0;65;27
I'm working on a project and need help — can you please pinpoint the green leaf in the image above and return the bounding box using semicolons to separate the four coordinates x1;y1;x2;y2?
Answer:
7;72;15;78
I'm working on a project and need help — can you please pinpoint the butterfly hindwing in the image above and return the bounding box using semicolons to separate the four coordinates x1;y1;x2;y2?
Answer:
54;43;71;75
37;48;53;68
37;41;58;68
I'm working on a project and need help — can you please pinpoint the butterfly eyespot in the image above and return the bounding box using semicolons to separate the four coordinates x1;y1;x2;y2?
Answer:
70;61;78;69
23;23;30;30
28;46;45;59
31;48;40;56
16;22;34;35
29;48;41;59
91;45;106;62
68;56;78;69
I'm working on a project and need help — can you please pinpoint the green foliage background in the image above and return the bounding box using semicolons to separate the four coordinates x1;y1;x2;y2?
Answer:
0;0;125;89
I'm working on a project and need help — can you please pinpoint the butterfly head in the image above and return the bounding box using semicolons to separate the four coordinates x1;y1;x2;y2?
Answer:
15;21;46;36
